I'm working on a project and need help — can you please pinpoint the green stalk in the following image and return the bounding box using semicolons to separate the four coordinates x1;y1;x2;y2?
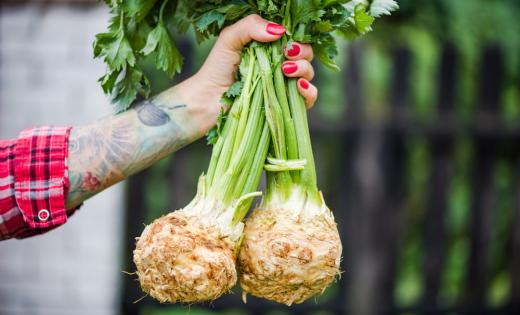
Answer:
240;122;270;197
231;109;265;199
231;49;257;155
287;78;319;199
214;78;265;204
254;45;292;198
272;40;299;181
265;145;276;200
205;97;239;187
208;49;257;189
158;0;168;25
233;122;270;224
205;134;223;186
283;0;292;32
255;46;286;159
207;98;240;187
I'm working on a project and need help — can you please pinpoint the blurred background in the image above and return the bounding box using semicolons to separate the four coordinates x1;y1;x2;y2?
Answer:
1;0;519;315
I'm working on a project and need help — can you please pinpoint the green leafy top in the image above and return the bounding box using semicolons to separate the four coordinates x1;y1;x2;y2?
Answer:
94;0;184;112
94;0;398;111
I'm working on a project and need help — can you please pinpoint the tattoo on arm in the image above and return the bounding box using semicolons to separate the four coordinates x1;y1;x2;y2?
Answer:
135;101;187;126
66;97;195;209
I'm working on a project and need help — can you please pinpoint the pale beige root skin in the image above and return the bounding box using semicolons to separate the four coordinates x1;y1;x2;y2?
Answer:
239;202;342;306
133;211;237;303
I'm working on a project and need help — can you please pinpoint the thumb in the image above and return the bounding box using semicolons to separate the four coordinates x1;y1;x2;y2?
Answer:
215;14;286;52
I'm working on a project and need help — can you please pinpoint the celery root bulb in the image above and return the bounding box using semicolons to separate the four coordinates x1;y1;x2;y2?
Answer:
133;211;237;303
239;195;342;305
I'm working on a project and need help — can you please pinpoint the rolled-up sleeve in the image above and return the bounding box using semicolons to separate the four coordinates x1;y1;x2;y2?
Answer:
0;126;77;240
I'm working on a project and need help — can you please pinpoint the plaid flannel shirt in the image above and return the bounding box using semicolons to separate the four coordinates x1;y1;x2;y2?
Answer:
0;126;76;240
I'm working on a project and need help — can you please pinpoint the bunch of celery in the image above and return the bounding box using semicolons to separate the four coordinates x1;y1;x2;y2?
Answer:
95;0;397;305
181;0;398;305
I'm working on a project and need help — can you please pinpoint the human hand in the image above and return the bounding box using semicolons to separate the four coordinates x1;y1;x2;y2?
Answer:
176;14;318;133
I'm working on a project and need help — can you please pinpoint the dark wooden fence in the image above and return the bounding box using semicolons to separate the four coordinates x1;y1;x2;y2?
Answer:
122;40;520;315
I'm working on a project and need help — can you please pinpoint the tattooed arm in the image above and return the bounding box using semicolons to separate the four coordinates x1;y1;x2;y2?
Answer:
65;15;317;209
66;79;219;209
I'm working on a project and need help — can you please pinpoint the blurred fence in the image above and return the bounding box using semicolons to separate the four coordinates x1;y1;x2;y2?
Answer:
122;40;520;315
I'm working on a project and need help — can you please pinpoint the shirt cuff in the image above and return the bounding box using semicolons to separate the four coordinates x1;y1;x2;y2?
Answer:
13;126;72;231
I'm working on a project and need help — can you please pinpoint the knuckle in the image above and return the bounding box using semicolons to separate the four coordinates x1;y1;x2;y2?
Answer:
246;14;263;24
219;26;233;40
221;25;234;36
301;61;314;77
305;45;315;60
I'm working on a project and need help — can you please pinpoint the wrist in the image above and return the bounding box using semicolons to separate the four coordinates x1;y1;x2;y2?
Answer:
158;74;225;138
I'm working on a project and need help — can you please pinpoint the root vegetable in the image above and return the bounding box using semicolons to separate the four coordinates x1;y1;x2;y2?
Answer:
97;0;397;305
238;44;343;305
134;212;237;303
239;190;342;305
133;48;271;303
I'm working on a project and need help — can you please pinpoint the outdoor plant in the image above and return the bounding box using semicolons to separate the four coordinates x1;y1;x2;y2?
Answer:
95;0;397;305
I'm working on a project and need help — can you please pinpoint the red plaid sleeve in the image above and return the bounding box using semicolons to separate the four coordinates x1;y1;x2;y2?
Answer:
0;126;76;240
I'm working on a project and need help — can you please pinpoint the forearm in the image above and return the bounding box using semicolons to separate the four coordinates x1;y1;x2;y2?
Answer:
66;78;215;209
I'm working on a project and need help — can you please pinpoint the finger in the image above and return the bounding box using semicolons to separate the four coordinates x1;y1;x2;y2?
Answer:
216;14;286;53
297;79;318;109
282;60;315;81
284;42;314;61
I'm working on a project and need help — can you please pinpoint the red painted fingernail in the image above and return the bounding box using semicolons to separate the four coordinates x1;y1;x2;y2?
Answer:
286;43;301;57
266;23;286;36
282;62;298;74
299;79;310;90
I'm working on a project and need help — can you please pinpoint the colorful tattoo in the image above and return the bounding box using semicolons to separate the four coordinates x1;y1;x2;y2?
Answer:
66;95;195;209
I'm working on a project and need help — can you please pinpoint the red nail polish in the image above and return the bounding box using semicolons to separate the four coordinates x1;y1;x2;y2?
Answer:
299;79;310;90
282;62;298;74
286;43;301;57
266;23;286;35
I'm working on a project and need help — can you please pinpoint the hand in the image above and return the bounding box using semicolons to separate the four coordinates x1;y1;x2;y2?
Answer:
177;14;318;133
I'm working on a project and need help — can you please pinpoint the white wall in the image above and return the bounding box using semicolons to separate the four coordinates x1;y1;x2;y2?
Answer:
0;4;123;315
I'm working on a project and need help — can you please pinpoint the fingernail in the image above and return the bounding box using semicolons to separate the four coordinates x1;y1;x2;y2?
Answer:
299;79;310;90
266;23;286;35
282;62;298;74
286;43;301;57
